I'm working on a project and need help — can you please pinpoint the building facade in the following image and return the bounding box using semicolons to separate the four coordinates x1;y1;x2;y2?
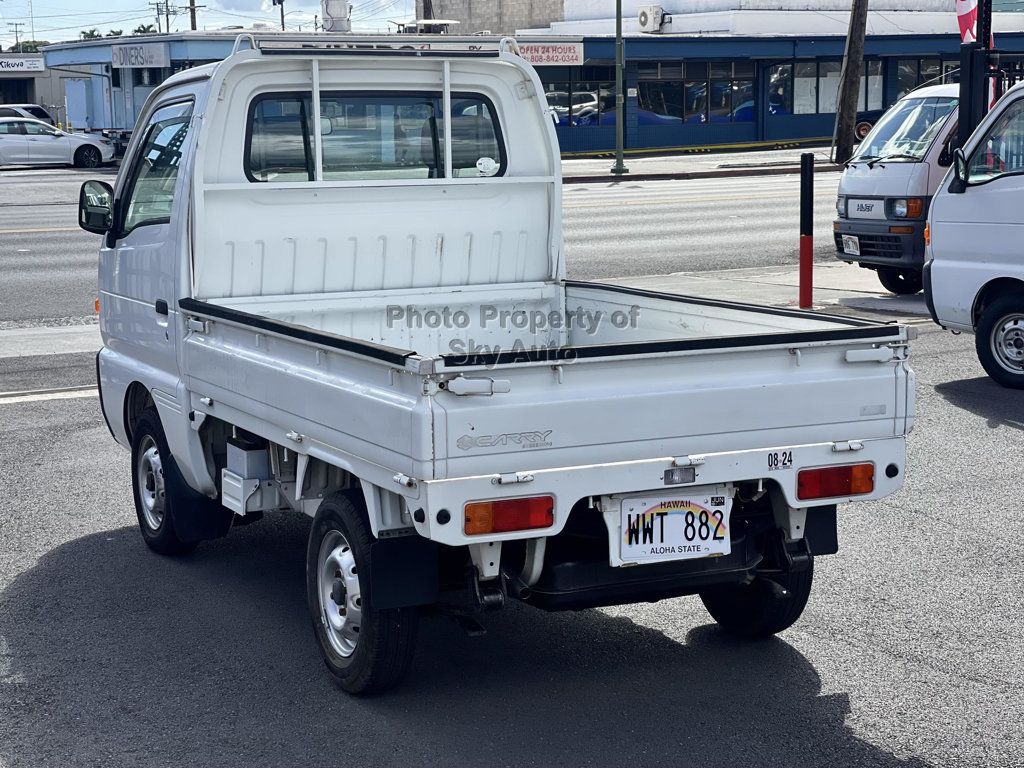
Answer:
0;52;88;123
415;0;564;35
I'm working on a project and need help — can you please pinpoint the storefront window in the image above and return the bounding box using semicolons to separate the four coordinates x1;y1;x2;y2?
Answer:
920;59;942;87
817;61;842;113
767;63;793;115
794;62;818;114
709;79;731;122
542;69;615;128
638;81;684;122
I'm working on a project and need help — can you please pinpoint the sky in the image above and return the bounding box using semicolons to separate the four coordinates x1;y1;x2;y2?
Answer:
0;0;417;49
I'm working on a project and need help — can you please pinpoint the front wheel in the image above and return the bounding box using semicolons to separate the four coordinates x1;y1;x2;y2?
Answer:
975;293;1024;389
699;560;814;638
877;267;923;295
74;145;101;168
306;492;418;694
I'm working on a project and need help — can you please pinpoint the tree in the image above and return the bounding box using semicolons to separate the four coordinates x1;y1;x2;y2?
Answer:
132;23;157;34
106;29;123;37
80;28;102;40
9;40;49;52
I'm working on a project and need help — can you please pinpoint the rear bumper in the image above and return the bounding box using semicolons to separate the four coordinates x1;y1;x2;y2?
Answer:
411;436;908;547
834;218;926;269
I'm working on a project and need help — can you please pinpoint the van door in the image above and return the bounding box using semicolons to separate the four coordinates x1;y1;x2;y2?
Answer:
100;94;197;407
930;96;1024;328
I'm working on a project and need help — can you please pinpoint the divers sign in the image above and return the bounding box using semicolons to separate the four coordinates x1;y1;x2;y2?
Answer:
0;56;45;72
111;42;170;69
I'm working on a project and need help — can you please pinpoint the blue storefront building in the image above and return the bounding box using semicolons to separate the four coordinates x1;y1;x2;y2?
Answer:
43;30;1024;155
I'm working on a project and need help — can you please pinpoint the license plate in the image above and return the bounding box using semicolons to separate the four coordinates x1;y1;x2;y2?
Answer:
841;234;861;256
848;199;886;219
619;489;732;566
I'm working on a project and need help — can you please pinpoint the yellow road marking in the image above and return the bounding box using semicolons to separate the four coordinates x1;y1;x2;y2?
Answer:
0;226;80;234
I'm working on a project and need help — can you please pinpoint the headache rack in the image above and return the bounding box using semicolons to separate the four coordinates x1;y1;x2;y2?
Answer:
229;32;523;58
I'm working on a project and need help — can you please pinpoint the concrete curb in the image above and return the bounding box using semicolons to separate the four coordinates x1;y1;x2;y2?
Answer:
563;163;843;185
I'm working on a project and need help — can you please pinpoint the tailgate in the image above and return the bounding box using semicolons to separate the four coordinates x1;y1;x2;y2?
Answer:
431;330;914;479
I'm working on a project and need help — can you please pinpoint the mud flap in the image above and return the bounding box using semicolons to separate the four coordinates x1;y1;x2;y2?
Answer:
165;453;234;542
369;536;439;609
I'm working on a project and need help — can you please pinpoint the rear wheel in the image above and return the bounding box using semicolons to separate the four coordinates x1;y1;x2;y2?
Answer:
130;408;199;556
877;267;923;295
306;492;418;694
975;293;1024;389
699;560;814;638
74;145;101;168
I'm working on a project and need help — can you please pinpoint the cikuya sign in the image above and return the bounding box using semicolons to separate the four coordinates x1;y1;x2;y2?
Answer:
111;42;170;69
0;56;45;73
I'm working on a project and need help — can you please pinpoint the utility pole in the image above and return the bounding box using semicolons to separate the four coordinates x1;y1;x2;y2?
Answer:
7;22;25;52
164;1;172;34
273;0;285;31
610;0;628;175
832;0;869;164
957;0;994;148
149;1;164;33
188;0;199;31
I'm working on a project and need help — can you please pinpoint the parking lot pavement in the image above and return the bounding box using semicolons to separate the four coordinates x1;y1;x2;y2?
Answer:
0;325;1021;768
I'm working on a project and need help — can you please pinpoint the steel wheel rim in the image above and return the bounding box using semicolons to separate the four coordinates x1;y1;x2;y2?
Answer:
991;313;1024;374
317;529;362;658
136;435;166;531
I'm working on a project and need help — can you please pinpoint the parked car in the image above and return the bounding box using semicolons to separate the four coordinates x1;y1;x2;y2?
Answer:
0;117;114;168
834;84;960;295
926;80;1024;388
79;35;916;694
0;103;56;124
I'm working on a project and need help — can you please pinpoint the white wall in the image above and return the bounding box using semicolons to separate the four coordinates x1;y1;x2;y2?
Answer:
564;0;961;20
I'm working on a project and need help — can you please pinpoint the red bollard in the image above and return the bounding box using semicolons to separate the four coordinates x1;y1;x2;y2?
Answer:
799;153;814;309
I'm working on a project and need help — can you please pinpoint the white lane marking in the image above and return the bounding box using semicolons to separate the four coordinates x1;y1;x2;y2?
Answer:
0;386;98;405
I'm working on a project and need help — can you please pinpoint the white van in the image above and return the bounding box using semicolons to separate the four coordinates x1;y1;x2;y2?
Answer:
926;81;1024;388
835;84;959;295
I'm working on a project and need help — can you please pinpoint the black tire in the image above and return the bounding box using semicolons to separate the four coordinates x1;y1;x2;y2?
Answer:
699;560;814;638
130;407;200;556
877;267;923;295
975;292;1024;389
74;145;101;168
306;492;418;694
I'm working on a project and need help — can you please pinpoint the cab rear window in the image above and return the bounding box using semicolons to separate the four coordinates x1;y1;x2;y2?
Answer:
245;91;505;182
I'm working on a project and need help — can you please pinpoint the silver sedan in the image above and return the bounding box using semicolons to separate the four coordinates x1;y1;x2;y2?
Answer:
0;117;115;168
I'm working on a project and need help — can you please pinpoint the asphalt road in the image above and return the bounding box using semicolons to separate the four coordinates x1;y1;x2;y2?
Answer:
0;167;838;326
1;166;1020;768
1;326;1020;768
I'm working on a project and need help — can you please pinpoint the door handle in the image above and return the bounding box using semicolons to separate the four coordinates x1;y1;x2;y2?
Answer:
155;299;168;315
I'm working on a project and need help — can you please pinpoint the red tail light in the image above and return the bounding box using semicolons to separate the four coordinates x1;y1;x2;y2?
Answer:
464;496;554;535
797;463;875;501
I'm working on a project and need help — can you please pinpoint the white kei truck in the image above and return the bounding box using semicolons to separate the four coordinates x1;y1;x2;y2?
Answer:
79;35;916;694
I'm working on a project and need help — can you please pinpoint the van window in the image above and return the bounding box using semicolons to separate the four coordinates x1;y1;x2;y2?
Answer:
120;101;193;234
246;92;504;182
968;98;1024;184
850;96;958;163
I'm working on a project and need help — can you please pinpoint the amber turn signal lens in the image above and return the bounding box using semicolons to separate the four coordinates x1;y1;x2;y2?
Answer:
94;297;101;314
924;223;931;246
906;198;924;218
797;463;875;501
889;225;915;235
464;496;554;535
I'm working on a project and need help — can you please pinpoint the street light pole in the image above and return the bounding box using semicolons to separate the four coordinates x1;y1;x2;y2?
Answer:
610;0;628;175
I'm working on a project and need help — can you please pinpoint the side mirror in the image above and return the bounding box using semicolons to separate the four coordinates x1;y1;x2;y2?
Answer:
320;117;333;136
79;180;114;234
949;147;969;194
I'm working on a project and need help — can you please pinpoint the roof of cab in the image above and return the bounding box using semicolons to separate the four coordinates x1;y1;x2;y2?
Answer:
903;83;960;99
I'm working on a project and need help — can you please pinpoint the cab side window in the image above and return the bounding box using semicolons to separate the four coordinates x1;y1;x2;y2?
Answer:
968;99;1024;184
120;101;193;234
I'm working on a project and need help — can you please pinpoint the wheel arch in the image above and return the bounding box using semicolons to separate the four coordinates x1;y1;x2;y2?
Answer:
972;277;1024;328
122;381;154;444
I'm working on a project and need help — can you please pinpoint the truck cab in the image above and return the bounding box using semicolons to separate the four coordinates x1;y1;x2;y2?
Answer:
926;80;1024;388
834;84;959;295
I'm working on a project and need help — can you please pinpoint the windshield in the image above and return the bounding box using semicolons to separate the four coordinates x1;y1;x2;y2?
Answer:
851;95;958;163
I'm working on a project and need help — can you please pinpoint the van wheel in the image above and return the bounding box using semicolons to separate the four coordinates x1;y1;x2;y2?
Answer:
877;267;923;295
976;293;1024;389
699;560;814;638
306;492;418;694
130;408;199;556
74;145;101;168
